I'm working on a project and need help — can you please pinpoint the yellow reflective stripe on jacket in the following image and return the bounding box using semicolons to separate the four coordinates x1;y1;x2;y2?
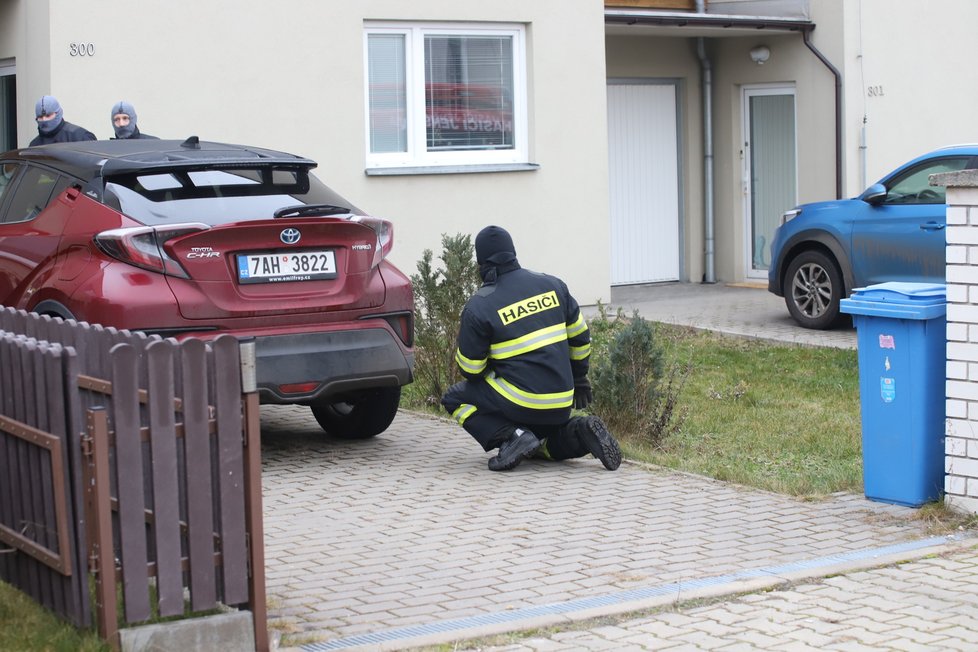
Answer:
566;313;588;338
489;322;567;360
452;403;477;426
486;374;574;410
570;342;591;361
455;349;487;375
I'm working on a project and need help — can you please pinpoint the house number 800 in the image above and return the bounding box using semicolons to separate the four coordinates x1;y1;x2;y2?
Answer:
69;43;95;57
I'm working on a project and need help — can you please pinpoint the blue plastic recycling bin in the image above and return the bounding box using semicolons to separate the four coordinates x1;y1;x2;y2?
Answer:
839;282;946;507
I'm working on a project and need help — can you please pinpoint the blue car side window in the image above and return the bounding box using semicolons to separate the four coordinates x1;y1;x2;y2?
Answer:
884;157;971;205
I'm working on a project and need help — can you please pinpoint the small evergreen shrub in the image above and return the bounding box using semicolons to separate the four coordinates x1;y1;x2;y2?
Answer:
408;233;481;406
590;310;689;446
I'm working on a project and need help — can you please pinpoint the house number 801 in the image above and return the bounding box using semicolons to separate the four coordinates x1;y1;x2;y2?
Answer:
69;43;95;57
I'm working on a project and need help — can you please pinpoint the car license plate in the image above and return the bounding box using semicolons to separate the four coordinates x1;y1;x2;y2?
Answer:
237;250;337;284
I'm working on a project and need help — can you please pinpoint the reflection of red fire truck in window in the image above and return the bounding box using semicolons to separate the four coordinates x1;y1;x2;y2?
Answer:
368;82;515;151
425;83;514;150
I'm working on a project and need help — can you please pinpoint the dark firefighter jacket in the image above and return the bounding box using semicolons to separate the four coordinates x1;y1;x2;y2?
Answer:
29;121;97;147
453;266;591;424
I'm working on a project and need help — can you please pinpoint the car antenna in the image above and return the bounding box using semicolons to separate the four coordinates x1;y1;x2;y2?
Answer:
181;136;200;149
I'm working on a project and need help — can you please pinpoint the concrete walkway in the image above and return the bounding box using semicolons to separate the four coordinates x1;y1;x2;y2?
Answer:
603;282;856;350
261;282;974;651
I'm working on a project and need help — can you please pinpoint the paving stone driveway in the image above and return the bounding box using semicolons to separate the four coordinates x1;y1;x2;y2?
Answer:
260;404;939;651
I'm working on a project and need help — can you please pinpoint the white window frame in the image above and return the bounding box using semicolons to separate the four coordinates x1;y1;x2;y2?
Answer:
363;22;528;172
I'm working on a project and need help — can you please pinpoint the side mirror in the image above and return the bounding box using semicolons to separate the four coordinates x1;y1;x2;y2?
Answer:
859;183;887;205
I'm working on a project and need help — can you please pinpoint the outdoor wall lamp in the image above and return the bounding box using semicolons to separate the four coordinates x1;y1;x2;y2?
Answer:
750;45;771;65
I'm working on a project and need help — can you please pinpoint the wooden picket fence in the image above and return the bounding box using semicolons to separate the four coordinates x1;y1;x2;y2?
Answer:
0;308;267;651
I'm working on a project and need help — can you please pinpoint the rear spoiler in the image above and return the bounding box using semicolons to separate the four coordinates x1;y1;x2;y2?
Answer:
98;137;317;177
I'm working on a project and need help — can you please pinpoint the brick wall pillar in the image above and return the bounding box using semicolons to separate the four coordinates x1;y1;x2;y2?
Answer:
933;169;978;514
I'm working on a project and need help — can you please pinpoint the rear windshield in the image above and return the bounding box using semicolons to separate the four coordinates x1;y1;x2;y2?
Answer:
103;167;363;225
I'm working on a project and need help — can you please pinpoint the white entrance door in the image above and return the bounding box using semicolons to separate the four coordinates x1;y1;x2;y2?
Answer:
743;85;796;280
607;82;680;285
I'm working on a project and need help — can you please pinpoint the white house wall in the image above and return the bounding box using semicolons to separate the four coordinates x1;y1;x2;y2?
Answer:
833;0;978;194
6;0;612;306
0;2;23;68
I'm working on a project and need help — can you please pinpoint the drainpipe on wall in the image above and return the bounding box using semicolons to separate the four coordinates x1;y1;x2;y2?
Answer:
697;37;716;284
802;28;843;200
695;0;716;283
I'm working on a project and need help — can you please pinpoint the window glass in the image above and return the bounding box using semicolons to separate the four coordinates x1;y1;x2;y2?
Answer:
187;170;260;186
137;173;181;191
105;167;360;226
0;161;22;208
424;35;514;152
368;33;407;154
49;176;72;203
885;157;973;205
2;166;59;223
365;23;526;169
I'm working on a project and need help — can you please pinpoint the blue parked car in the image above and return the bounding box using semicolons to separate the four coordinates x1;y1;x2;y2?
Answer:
768;144;978;329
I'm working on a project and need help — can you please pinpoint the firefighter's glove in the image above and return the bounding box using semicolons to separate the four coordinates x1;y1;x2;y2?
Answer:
573;380;593;410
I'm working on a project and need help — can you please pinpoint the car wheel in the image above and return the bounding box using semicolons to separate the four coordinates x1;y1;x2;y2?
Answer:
783;250;844;330
310;386;401;439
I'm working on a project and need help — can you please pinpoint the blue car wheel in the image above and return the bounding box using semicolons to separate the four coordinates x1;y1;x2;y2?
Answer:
784;250;844;330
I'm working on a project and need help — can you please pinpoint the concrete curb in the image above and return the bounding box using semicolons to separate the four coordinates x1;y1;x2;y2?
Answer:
282;535;978;652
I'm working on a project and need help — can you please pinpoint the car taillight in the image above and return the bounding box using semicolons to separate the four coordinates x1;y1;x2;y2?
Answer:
351;216;394;268
94;223;210;278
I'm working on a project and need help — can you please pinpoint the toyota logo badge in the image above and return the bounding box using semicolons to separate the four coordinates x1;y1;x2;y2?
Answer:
280;228;301;245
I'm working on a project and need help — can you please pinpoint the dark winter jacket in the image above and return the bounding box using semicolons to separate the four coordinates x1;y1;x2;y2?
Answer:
111;127;160;140
29;121;97;146
453;264;591;421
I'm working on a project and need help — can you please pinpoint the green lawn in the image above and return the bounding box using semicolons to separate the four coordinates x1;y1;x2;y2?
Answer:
622;326;862;497
0;581;107;652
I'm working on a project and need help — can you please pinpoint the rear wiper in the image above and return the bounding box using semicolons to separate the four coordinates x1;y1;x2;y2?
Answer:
274;203;351;218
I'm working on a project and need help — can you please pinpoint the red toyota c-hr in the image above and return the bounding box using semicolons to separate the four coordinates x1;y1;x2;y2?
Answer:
0;138;413;438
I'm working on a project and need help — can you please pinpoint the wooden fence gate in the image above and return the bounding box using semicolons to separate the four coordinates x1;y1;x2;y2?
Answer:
0;308;267;651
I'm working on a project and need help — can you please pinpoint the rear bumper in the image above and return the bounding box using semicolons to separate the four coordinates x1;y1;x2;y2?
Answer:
255;328;414;404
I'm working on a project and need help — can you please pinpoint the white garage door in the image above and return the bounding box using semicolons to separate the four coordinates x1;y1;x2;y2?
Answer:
607;82;680;285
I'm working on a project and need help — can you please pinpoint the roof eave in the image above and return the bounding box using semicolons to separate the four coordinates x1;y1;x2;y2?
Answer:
605;9;815;33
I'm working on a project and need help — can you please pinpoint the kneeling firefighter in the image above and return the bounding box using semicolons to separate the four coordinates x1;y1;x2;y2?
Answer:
441;225;622;472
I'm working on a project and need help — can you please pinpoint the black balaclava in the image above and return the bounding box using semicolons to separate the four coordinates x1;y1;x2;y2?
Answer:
475;225;520;284
35;95;64;137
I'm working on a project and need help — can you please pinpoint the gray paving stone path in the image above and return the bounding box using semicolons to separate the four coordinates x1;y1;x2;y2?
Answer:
464;543;978;651
261;283;974;651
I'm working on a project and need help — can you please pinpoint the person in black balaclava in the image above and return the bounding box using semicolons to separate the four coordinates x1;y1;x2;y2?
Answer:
110;101;159;140
441;225;622;472
29;95;97;146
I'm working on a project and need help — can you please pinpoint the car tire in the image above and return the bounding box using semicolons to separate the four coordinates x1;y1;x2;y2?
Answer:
783;250;844;330
310;386;401;439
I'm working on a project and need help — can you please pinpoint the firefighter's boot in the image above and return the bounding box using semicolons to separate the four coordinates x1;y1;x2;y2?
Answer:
579;416;622;470
488;428;541;471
